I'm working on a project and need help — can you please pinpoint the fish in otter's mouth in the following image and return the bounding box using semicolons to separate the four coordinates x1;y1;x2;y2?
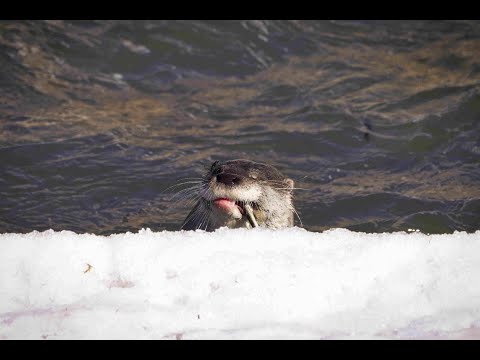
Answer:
180;159;297;231
210;198;258;228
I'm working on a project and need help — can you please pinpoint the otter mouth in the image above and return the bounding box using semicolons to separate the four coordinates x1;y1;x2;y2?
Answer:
212;197;244;214
212;198;258;228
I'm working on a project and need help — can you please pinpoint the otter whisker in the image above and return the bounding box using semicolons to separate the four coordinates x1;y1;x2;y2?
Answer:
170;192;204;210
164;181;203;193
201;213;210;231
170;186;202;201
197;209;210;231
181;202;205;229
165;180;202;186
291;206;303;227
172;191;205;208
172;194;201;208
170;181;206;194
171;185;202;196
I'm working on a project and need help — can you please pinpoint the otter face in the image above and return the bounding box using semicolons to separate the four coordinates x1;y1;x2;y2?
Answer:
182;159;295;231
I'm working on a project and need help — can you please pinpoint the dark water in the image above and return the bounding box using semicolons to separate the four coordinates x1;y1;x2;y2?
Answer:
1;20;479;235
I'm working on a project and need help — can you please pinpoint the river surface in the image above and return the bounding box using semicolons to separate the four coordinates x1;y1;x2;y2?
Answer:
1;20;479;234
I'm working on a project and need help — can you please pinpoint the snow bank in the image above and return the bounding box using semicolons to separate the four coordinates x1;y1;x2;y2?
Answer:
1;228;480;340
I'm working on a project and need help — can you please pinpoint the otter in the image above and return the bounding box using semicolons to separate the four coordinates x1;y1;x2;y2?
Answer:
181;159;296;231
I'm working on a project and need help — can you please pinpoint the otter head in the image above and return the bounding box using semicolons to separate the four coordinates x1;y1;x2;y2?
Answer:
182;159;295;231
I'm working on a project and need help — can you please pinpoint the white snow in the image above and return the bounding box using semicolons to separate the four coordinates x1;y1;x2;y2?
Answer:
1;227;480;340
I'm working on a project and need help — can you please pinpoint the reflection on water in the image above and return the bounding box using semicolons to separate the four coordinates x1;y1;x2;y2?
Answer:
1;20;479;234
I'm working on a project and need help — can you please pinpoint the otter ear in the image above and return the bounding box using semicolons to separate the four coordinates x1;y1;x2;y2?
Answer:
285;178;294;191
210;160;219;171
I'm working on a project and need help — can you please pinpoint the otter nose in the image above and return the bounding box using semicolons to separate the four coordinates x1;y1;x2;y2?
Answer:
216;173;240;186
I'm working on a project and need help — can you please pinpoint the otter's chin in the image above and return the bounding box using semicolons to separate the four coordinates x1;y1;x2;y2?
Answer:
212;198;243;219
